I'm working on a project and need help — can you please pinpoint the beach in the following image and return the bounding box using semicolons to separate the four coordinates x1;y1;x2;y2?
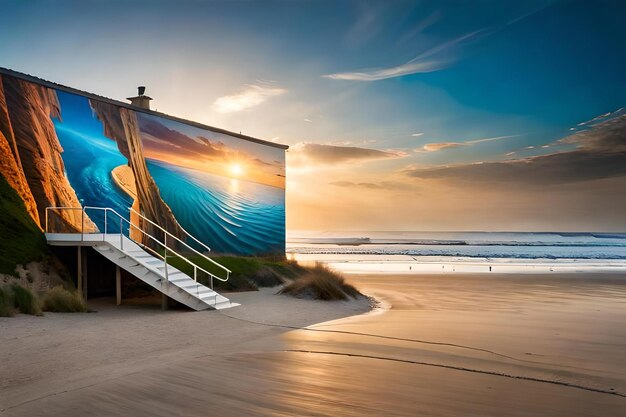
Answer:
111;165;137;200
1;273;625;416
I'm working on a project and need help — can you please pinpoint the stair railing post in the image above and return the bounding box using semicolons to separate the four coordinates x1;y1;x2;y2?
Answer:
164;233;168;281
211;274;213;290
81;208;85;242
194;266;197;282
120;217;123;250
103;209;107;242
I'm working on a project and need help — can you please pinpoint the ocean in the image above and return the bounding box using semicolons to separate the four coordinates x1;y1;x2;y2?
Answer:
287;231;626;260
54;124;133;233
146;160;285;255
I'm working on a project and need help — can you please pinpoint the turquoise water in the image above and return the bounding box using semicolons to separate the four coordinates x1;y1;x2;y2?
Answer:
54;124;132;233
146;160;285;255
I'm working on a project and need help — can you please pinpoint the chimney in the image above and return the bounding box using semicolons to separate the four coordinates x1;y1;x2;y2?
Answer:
127;86;153;110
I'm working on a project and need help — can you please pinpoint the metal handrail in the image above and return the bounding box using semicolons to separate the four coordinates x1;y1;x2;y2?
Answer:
130;207;211;254
128;207;230;275
45;206;230;288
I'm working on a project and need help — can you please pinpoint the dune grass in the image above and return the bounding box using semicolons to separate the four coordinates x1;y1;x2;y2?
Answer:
168;254;360;301
167;255;304;291
0;175;49;275
11;284;42;315
41;286;87;313
0;286;14;317
278;264;362;301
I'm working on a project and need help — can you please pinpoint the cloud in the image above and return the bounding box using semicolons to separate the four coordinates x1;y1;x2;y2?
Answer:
211;84;286;113
323;4;550;82
289;143;405;165
405;111;626;187
329;180;412;191
416;135;520;153
411;132;424;137
322;30;479;81
419;142;465;152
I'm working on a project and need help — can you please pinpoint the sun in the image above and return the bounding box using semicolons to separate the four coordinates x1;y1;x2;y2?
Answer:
230;163;243;177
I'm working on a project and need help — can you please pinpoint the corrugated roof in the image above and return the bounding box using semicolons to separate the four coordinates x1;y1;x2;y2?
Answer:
0;67;289;150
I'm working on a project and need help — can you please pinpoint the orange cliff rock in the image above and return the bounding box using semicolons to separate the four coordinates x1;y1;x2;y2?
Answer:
0;76;40;225
0;75;96;233
89;100;185;245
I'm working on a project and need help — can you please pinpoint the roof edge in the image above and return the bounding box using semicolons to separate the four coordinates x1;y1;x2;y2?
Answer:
0;67;289;150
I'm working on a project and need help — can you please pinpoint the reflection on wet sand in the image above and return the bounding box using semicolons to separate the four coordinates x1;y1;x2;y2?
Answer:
2;274;625;416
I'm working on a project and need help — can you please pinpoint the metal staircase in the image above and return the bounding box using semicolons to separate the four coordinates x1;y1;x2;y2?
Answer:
44;206;238;311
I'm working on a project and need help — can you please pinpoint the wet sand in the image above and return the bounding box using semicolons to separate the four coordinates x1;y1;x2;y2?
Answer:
1;274;625;416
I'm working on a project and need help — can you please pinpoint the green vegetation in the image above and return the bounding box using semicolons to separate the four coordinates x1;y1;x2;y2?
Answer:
0;284;43;316
168;254;305;292
278;264;362;301
0;175;49;275
0;286;14;317
11;283;42;315
41;286;87;312
168;254;360;301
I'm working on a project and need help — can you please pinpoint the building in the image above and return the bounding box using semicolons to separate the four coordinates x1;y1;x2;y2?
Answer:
0;67;288;309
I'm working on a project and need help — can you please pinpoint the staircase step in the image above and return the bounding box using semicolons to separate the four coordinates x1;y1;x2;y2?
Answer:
46;230;236;311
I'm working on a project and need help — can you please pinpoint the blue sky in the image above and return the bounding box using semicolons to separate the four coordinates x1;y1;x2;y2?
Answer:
1;0;625;231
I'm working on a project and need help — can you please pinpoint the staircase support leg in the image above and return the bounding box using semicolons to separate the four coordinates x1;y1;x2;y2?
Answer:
77;246;82;296
161;293;168;311
82;248;88;300
116;266;121;306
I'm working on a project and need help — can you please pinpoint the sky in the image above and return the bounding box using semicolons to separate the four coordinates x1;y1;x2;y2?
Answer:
1;0;625;232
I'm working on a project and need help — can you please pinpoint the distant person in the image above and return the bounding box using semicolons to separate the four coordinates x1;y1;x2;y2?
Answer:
489;266;492;272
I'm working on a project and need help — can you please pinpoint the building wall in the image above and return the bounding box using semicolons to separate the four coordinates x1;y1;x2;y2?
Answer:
0;72;286;255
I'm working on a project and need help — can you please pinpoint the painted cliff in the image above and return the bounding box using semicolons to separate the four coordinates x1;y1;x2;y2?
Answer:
0;75;95;233
89;100;185;245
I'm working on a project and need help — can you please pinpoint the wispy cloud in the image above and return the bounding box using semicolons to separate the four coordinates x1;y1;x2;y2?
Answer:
323;4;550;82
322;30;478;81
212;84;286;113
420;142;465;152
411;132;424;137
416;134;521;152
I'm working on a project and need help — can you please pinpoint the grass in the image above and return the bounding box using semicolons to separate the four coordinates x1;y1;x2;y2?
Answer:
167;255;303;292
167;254;360;301
41;286;87;313
0;175;49;275
0;286;14;317
278;264;362;301
0;284;43;316
11;284;42;315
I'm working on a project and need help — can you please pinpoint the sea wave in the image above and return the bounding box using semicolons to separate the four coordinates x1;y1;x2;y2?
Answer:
286;247;626;260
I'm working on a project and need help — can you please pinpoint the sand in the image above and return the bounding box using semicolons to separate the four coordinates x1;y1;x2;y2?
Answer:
1;274;625;416
111;165;137;200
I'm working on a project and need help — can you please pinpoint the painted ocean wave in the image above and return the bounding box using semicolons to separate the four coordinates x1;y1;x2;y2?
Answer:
146;160;285;255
